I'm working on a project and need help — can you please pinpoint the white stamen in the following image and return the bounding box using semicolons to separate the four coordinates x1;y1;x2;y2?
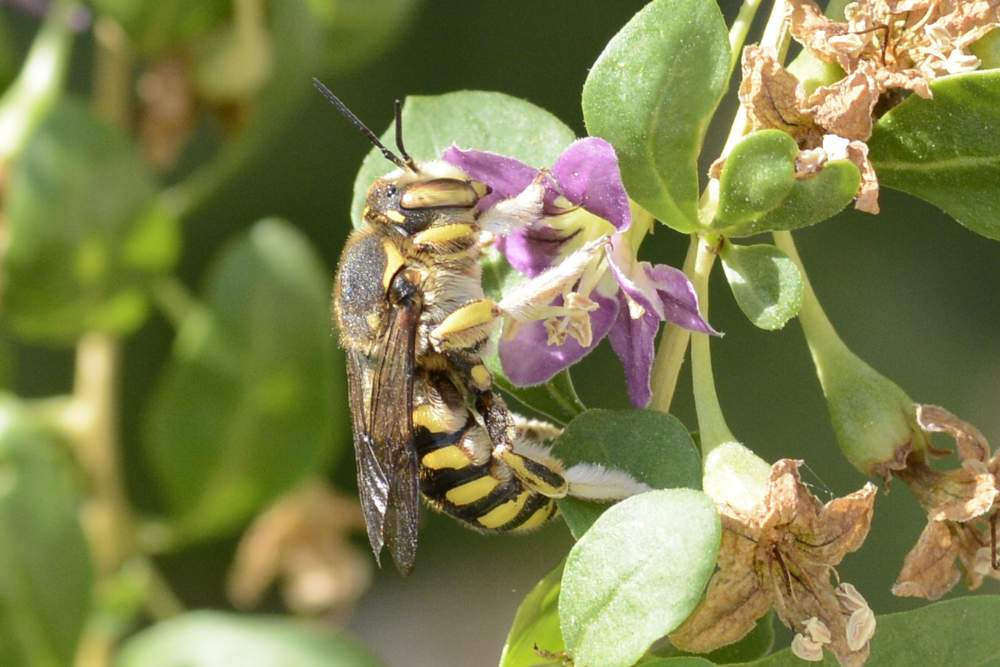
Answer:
791;634;825;662
478;178;547;235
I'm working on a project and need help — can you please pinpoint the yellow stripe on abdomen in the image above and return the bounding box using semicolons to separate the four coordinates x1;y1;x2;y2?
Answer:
513;501;557;532
421;445;470;471
476;491;530;529
445;476;499;506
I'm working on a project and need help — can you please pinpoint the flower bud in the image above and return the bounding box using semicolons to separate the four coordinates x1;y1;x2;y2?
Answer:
816;348;927;479
702;440;771;515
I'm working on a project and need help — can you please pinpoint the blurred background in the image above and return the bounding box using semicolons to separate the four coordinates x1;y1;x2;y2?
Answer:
1;0;998;665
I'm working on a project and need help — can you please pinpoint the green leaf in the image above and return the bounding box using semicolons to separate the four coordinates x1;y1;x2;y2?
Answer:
351;90;575;228
552;409;701;539
116;611;381;667
719;243;803;331
0;402;92;667
747;595;1000;666
143;220;342;540
560;489;721;667
869;70;1000;240
743;160;860;236
713;131;798;229
0;13;16;91
90;0;229;54
582;0;730;232
313;0;421;74
499;561;565;667
2;99;179;344
712;131;860;237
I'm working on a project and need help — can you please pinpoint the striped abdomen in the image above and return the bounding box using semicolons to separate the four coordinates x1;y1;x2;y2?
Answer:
414;413;561;532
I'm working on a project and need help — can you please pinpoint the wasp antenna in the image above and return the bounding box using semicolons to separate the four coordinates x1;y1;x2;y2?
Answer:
394;98;418;172
312;78;409;171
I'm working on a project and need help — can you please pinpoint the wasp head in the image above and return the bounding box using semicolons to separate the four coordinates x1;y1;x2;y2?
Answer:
364;160;490;235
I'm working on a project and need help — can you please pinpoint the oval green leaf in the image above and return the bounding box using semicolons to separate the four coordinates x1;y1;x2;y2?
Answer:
560;489;721;667
582;0;730;232
552;409;701;539
869;70;1000;240
713;131;798;229
499;561;565;667
350;91;576;228
740;160;860;236
116;611;381;667
0;402;92;667
142;219;343;540
719;242;803;331
2;99;179;344
747;595;1000;666
712;131;860;237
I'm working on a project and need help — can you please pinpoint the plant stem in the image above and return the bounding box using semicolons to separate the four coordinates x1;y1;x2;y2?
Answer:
771;231;855;368
152;276;199;328
727;0;764;74
649;235;698;413
72;334;133;574
92;18;131;129
688;237;737;455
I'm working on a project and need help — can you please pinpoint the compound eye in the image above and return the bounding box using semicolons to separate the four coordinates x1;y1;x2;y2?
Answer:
400;179;480;209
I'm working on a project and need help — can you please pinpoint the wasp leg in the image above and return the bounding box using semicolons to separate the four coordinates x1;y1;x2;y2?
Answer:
499;417;650;501
429;298;499;351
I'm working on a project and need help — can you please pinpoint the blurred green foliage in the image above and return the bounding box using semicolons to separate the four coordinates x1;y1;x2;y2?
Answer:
0;0;998;666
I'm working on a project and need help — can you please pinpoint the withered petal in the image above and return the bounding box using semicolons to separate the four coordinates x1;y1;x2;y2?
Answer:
893;520;963;600
916;404;991;463
669;530;772;653
739;45;818;141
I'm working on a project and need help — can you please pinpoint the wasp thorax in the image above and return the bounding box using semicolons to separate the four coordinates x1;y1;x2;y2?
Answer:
363;160;489;236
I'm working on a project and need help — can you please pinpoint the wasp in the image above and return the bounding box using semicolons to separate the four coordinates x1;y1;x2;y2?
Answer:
316;80;646;574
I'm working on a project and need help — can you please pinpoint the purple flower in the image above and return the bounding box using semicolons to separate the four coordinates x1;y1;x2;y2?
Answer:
444;138;717;407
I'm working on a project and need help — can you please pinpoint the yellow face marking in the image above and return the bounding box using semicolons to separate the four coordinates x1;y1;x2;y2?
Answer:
385;210;407;223
431;299;497;340
514;502;556;532
401;179;478;209
477;491;530;529
413;223;475;246
365;313;381;331
381;239;406;290
501;450;568;498
445;476;499;506
470;364;491;390
421;445;470;471
470;180;489;198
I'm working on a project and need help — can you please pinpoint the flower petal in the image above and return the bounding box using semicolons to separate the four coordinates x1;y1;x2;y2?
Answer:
496;225;572;278
550;137;631;231
669;529;771;653
442;145;538;211
607;236;718;335
498;293;618;386
607;302;659;408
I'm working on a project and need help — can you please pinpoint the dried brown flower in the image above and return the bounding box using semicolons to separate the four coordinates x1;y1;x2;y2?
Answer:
228;482;372;617
738;46;882;212
736;1;1000;214
789;0;1000;98
893;404;1000;600
671;460;877;667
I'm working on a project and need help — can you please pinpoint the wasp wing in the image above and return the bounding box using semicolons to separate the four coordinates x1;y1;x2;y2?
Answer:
346;298;420;574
